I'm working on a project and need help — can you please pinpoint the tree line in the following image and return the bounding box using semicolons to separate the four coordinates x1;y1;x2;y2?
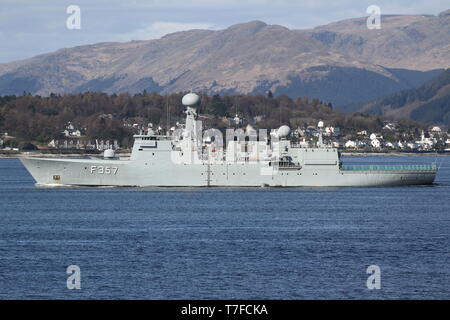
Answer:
0;91;426;149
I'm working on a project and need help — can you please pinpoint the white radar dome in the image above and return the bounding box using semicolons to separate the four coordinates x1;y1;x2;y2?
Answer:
104;149;115;159
182;93;200;106
277;125;291;138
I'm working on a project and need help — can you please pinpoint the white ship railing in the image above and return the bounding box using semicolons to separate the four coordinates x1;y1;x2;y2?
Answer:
341;164;437;171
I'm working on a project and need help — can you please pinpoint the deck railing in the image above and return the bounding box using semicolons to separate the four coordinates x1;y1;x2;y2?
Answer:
341;164;437;171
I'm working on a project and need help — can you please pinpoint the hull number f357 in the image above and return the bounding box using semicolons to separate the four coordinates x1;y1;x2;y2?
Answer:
90;166;118;175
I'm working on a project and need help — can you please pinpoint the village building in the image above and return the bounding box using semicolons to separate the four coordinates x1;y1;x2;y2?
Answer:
371;138;381;149
430;126;442;133
344;140;357;148
384;141;395;149
357;130;367;136
62;122;82;137
415;131;435;150
383;122;397;130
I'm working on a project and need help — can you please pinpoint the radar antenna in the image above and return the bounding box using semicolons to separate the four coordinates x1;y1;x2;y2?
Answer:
317;121;324;148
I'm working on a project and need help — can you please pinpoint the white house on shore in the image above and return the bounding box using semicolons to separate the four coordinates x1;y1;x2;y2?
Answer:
445;138;450;151
63;129;81;137
62;122;82;137
415;131;435;150
407;142;419;150
344;140;357;148
371;138;381;149
385;142;395;149
431;126;442;134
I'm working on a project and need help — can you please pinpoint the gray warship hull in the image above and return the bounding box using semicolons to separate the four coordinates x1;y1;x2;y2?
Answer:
20;156;437;187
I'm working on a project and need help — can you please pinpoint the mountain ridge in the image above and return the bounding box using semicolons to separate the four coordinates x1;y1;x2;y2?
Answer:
1;12;449;108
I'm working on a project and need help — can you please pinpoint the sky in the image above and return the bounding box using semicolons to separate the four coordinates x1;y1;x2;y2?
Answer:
0;0;448;63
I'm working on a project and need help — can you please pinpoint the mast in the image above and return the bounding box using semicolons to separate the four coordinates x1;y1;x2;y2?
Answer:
166;95;170;134
317;121;324;148
182;92;201;144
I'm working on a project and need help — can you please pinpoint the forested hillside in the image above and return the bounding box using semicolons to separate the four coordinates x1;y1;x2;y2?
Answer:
361;69;450;126
0;92;424;148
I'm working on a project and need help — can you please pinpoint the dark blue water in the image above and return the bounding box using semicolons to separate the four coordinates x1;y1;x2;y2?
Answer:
0;156;449;299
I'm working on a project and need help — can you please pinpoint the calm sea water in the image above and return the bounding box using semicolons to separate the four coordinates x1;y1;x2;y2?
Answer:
0;156;449;299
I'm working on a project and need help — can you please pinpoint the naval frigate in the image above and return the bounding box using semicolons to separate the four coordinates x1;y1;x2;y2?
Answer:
20;93;437;187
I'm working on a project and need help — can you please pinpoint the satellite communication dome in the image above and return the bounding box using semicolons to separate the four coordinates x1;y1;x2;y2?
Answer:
104;149;115;159
277;125;291;138
182;93;200;106
318;121;324;128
